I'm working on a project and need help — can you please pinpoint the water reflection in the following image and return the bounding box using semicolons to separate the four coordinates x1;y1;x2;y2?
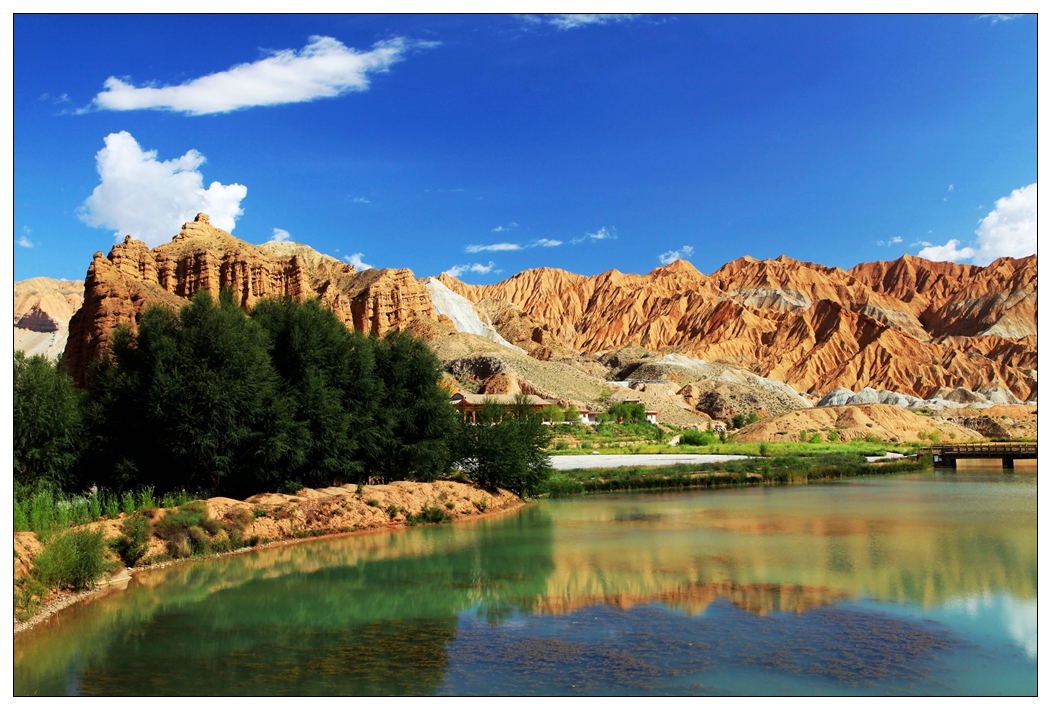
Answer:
14;470;1035;695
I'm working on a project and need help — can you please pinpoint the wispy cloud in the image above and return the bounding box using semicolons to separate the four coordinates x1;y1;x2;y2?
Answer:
78;131;247;246
466;242;522;253
547;14;638;30
17;228;33;248
535;238;562;247
658;245;694;265
85;36;421;115
269;228;291;242
571;226;617;244
917;183;1035;265
350;196;371;204
944;184;955;201
40;93;70;104
492;222;518;233
977;14;1024;24
345;252;373;270
444;261;496;278
875;236;903;247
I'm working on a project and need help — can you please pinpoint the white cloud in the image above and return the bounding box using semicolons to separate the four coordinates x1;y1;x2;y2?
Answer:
88;36;414;115
492;222;518;233
977;14;1023;24
466;242;521;253
658;245;694;265
914;183;1035;265
269;228;291;242
78;131;247;247
351;196;371;204
345;252;373;270
571;226;617;244
548;14;637;30
535;238;562;247
876;236;903;247
971;183;1036;265
444;261;496;278
17;232;33;248
917;239;976;262
948;184;954;191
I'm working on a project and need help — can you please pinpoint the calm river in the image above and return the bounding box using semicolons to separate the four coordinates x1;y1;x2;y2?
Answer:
14;469;1036;695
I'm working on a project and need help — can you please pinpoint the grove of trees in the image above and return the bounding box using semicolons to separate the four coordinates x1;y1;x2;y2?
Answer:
15;290;551;503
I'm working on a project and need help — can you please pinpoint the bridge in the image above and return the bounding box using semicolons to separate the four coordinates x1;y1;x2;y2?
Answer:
920;443;1038;468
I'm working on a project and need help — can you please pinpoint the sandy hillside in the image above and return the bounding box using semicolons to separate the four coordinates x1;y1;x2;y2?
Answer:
734;404;984;443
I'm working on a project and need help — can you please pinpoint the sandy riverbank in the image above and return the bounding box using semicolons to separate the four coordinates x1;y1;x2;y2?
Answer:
14;480;523;634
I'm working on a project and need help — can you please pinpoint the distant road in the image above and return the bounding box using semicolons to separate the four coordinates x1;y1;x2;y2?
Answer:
550;453;750;470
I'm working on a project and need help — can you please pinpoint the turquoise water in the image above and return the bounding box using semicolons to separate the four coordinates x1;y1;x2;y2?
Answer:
14;470;1036;695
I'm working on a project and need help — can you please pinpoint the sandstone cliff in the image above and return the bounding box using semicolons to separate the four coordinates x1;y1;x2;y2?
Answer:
440;255;1037;401
14;278;85;361
65;214;436;385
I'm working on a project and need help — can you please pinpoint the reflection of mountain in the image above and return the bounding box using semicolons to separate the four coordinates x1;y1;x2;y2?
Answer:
535;580;846;617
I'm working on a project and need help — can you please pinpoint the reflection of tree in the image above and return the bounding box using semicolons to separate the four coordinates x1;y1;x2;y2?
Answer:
16;508;556;696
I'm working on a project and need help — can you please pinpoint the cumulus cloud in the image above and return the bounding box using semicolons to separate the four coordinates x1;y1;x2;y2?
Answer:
916;183;1036;265
658;245;694;265
571;226;617;244
78;131;247;246
88;36;415;115
492;222;518;233
971;183;1036;265
917;239;975;262
17;229;33;248
344;253;373;270
548;14;637;30
444;261;496;278
269;228;291;242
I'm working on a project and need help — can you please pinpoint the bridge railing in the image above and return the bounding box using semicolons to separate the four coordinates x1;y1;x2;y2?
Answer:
920;443;1038;456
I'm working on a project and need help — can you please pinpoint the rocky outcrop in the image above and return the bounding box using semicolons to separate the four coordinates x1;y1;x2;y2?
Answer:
733;404;984;444
14;278;85;361
65;214;436;385
440;254;1037;401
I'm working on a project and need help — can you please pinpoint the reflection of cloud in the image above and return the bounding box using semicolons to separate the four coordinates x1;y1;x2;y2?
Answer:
944;593;1036;659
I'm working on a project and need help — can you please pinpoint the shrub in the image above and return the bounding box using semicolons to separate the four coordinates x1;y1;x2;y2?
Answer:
14;500;29;532
809;433;823;444
365;498;379;507
28;490;57;539
113;515;151;567
121;492;136;515
444;501;455;510
406;504;449;526
827;430;840;443
33;529;113;591
138;487;156;510
161;493;176;509
681;430;716;446
386;505;399;519
88;493;102;521
102;493;120;519
759;443;770;456
928;430;941;443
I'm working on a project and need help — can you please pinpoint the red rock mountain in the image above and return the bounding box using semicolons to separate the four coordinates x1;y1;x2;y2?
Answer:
60;214;1035;401
439;254;1037;400
64;214;436;385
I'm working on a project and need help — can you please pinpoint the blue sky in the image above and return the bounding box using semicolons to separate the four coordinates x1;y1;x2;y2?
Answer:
13;13;1037;283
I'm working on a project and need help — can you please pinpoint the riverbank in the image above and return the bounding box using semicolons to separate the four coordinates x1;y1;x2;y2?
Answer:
542;453;933;496
14;480;522;633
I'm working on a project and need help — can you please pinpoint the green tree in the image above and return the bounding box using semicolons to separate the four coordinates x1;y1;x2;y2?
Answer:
457;396;553;498
538;404;565;423
251;297;383;487
82;289;294;497
370;330;458;482
14;352;83;492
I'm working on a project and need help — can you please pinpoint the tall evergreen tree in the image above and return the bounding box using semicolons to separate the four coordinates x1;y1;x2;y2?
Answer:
13;352;83;493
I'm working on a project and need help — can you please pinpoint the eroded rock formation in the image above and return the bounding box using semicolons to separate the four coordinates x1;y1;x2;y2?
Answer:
64;214;436;385
440;254;1037;401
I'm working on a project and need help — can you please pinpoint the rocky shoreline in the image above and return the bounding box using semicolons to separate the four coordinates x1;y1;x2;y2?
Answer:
14;480;523;634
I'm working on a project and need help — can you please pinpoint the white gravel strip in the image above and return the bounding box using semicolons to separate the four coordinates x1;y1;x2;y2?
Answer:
551;454;750;470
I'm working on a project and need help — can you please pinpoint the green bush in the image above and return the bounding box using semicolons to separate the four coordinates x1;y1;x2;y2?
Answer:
365;498;379;507
113;515;152;567
406;504;449;526
28;490;57;538
88;493;102;521
138;486;156;510
14;500;29;532
102;493;120;519
809;432;823;444
681;430;716;446
33;529;113;591
121;492;136;515
386;505;399;519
